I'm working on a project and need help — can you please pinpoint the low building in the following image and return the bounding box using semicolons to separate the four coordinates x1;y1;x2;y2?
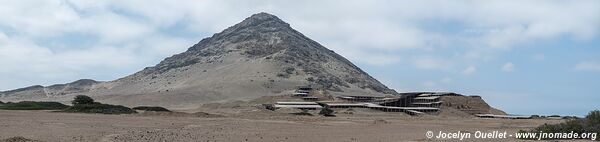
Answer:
475;114;531;119
273;102;322;110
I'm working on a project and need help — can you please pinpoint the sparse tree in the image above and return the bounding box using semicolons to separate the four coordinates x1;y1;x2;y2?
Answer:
72;95;94;105
586;110;600;125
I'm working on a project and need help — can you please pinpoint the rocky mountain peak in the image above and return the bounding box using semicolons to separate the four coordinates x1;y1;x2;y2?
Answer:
237;12;289;28
140;12;397;95
218;12;292;37
186;12;293;52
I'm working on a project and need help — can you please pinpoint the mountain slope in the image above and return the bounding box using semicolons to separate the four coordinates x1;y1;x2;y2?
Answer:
0;13;397;108
0;79;99;100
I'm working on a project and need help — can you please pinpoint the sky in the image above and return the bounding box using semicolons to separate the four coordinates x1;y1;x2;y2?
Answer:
1;0;599;116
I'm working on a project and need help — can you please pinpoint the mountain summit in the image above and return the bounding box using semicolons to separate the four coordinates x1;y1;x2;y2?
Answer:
1;12;397;108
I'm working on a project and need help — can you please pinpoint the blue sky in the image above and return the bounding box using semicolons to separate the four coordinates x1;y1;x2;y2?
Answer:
0;0;599;116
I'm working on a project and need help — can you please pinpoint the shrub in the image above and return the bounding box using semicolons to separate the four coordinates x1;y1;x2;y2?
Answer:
587;110;600;125
0;101;68;110
319;107;335;117
64;95;136;114
586;110;600;134
72;95;94;105
531;120;584;134
521;110;600;141
132;106;171;112
284;67;295;74
64;102;136;114
276;73;289;78
1;136;41;142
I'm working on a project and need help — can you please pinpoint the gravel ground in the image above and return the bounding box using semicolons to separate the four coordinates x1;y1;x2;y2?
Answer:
0;110;564;142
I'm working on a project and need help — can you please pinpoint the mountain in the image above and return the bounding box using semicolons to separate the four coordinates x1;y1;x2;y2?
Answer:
0;79;99;100
0;12;397;108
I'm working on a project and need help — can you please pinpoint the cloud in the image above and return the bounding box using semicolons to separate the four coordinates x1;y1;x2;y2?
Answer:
325;42;401;66
0;0;599;90
462;66;477;75
412;57;453;70
501;62;515;72
460;1;600;49
575;61;600;72
0;32;139;73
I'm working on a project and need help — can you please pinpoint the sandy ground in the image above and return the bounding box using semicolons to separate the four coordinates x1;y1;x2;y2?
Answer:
0;109;568;142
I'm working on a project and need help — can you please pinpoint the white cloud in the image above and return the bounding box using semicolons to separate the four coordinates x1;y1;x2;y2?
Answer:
0;31;193;90
502;62;515;72
412;57;452;70
462;66;477;75
575;61;600;72
0;0;599;90
326;42;401;66
0;33;139;74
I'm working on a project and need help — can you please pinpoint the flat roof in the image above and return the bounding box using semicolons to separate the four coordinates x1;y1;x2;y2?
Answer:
393;107;439;110
341;95;386;98
406;110;425;114
363;103;383;108
418;94;432;97
276;102;319;105
475;114;531;118
413;96;440;100
324;103;368;107
367;103;439;110
412;101;443;105
274;105;323;109
378;98;399;100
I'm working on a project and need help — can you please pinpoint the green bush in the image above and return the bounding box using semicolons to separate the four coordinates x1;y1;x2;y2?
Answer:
64;102;136;114
72;95;94;105
63;95;136;114
0;101;68;110
522;110;600;141
132;106;171;112
586;110;600;135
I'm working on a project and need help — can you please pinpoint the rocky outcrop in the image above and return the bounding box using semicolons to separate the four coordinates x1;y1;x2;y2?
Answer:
440;95;507;115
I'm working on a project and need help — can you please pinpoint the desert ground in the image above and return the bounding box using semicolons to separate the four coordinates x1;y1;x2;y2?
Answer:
0;109;564;142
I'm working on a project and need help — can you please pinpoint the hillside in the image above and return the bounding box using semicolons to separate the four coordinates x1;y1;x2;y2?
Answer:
0;13;397;109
